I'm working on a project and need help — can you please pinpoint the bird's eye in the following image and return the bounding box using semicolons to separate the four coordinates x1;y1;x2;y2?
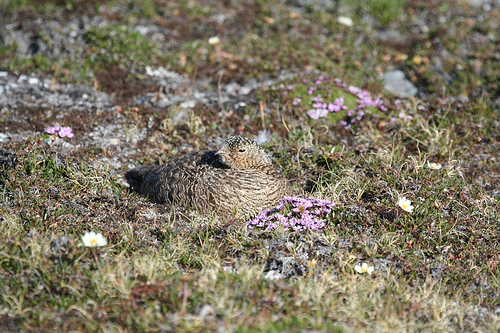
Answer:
238;149;246;153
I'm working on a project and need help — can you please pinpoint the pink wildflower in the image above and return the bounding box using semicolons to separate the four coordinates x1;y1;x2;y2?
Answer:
58;127;74;138
44;125;73;138
44;125;62;135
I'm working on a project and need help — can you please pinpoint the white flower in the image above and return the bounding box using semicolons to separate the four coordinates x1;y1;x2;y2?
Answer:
81;231;107;247
354;263;374;275
208;36;220;45
337;16;353;27
427;161;442;170
398;197;414;213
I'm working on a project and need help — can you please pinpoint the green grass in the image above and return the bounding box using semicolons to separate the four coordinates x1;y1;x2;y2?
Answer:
1;19;161;83
82;25;159;71
365;0;408;26
1;0;76;12
1;118;499;331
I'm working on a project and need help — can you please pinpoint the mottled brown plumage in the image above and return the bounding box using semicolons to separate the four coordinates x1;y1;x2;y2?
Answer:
126;136;291;218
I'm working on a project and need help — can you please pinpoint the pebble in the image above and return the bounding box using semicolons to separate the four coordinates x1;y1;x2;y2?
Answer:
0;133;11;143
28;77;40;85
383;70;418;98
180;100;196;108
135;26;150;35
198;304;215;319
240;86;252;95
338;16;353;27
109;138;121;145
264;270;283;280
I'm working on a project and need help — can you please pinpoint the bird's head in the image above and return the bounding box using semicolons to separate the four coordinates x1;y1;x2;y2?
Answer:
215;136;271;169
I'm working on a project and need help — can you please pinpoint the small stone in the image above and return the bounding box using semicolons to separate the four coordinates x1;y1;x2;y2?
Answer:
383;70;418;98
264;270;283;280
198;304;215;319
51;235;72;253
28;77;40;85
337;16;353;27
240;86;252;95
180;100;196;108
135;26;150;35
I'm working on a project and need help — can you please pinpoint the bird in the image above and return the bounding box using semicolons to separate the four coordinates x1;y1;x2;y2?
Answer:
126;135;291;219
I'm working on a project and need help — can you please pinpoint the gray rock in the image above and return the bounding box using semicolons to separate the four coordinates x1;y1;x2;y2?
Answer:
50;235;73;253
383;70;418;98
264;270;283;280
28;77;40;85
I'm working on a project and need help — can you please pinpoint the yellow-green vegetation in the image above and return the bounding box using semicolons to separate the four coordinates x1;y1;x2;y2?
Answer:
1;117;499;331
1;0;499;332
0;6;162;83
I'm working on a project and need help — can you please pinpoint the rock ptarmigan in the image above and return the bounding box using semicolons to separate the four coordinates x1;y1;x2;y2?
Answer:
126;135;290;218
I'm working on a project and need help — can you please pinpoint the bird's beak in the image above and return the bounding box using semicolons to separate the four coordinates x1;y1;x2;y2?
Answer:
215;149;228;156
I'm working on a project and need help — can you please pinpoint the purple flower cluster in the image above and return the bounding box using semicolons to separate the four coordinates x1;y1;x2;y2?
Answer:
247;196;335;231
346;85;386;111
293;77;390;129
334;79;388;129
44;125;74;138
307;96;348;120
390;100;420;122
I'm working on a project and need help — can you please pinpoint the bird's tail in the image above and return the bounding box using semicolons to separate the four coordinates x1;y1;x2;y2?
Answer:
125;165;159;192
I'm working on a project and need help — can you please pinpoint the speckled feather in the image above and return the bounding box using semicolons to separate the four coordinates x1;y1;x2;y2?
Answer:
126;136;291;218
